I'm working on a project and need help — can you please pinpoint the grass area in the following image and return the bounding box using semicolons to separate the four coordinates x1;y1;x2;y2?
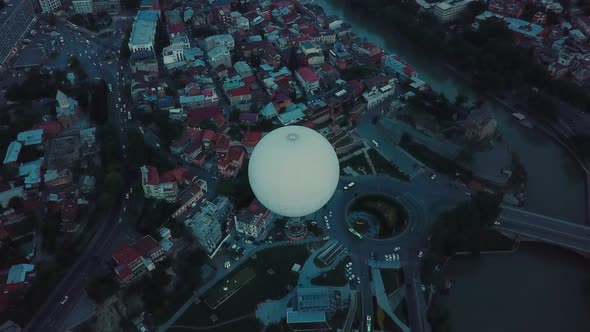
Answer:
380;269;404;295
204;267;256;309
400;141;469;176
340;153;371;176
368;148;410;181
176;245;310;327
310;260;348;287
328;309;349;330
394;298;409;326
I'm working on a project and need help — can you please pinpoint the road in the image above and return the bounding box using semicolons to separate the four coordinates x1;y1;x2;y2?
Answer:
24;18;135;332
497;205;590;254
325;175;457;331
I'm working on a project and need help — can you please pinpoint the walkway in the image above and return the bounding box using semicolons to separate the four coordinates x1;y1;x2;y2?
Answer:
157;237;321;332
169;313;254;331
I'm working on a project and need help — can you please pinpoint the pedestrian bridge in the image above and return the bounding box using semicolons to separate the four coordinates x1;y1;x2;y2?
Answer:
496;205;590;256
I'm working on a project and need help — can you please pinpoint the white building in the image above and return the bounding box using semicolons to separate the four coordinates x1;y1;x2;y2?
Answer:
39;0;62;13
163;44;186;65
295;67;320;94
208;45;231;68
140;165;178;202
185;196;232;255
204;34;235;51
129;10;160;53
72;0;93;13
434;0;474;23
235;200;275;240
362;77;396;109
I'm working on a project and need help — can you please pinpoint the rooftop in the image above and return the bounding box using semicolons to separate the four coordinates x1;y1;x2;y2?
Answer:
130;10;160;47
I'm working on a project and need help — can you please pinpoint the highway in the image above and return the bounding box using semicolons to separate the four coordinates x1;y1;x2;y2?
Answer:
497;205;590;254
24;19;134;332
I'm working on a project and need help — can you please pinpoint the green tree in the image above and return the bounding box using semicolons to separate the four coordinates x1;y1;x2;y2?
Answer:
104;171;125;194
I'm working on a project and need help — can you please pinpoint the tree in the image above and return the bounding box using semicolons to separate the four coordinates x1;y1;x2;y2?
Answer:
104;171;125;194
0;1;5;10
454;92;468;108
229;108;240;122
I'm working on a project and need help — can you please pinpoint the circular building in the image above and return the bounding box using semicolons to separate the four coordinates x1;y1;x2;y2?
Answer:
248;126;340;218
285;219;307;240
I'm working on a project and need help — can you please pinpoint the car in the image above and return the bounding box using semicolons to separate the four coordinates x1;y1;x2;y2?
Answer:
357;276;361;284
394;247;401;252
421;284;426;291
465;192;471;196
224;261;231;269
60;296;69;304
430;173;437;180
493;220;500;225
326;225;330;230
418;251;424;258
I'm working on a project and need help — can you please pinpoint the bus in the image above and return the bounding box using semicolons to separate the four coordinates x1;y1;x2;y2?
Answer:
343;182;355;191
348;227;363;240
366;315;372;332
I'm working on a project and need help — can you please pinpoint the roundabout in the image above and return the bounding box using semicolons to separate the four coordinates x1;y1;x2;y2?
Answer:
346;193;409;240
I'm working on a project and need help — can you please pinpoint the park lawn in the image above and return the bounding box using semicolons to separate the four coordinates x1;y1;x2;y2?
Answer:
204;267;256;309
380;268;404;295
368;149;410;181
311;260;348;287
175;245;310;327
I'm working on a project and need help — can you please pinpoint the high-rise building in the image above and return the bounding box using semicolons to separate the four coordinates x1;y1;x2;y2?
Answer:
72;0;93;13
39;0;62;13
93;0;121;14
0;0;37;66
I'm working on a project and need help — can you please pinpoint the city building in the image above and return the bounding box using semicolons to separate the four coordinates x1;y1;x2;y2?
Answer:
112;235;165;286
39;0;62;13
433;0;474;23
295;67;320;94
362;75;396;109
171;182;207;219
5;264;35;293
460;109;497;140
235;199;274;240
130;50;159;73
72;0;93;13
217;146;245;178
93;0;121;14
129;10;160;53
3;141;22;165
185;196;232;255
287;287;341;331
55;90;79;128
0;0;36;66
204;34;235;51
207;45;232;68
140;165;180;202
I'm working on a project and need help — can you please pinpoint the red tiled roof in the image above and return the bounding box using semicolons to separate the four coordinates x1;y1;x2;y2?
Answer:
296;67;319;82
242;75;257;85
168;22;185;34
161;168;187;183
242;131;262;147
227;146;244;162
203;130;216;141
187;106;223;125
115;265;133;281
215;134;230;152
348;80;363;95
303;121;315;128
144;166;160;185
4;281;26;292
34;121;62;137
132;235;161;257
213;114;226;128
227;86;251;97
112;245;141;265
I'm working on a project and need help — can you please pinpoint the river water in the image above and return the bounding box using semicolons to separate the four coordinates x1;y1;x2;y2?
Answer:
313;0;590;330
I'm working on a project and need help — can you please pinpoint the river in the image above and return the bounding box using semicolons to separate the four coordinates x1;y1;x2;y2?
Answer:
312;0;590;330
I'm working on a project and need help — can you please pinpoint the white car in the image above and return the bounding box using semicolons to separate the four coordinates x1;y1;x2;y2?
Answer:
493;220;500;225
60;296;69;304
418;251;424;258
394;247;401;252
430;173;437;180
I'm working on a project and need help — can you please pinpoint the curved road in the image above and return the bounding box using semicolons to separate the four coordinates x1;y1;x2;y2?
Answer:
325;174;470;332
